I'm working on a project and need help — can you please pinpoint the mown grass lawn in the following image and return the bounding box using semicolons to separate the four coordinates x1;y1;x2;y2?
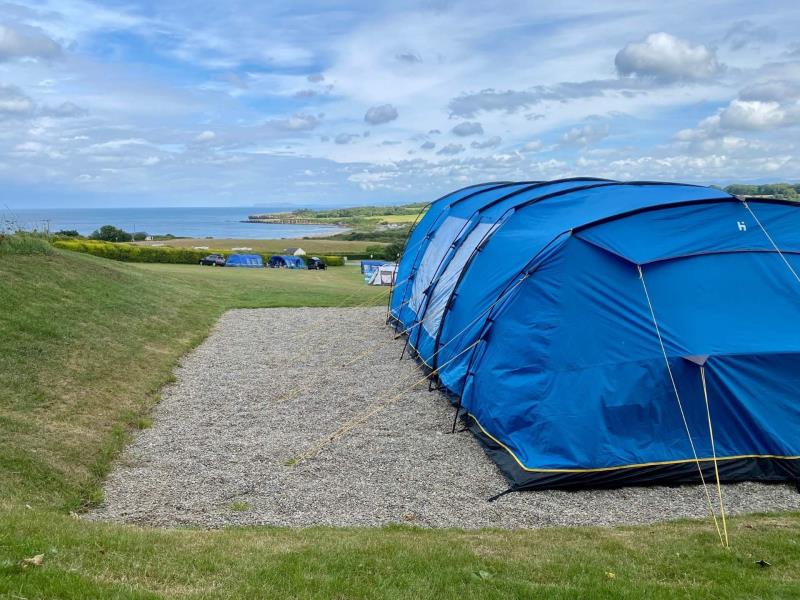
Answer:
1;247;799;599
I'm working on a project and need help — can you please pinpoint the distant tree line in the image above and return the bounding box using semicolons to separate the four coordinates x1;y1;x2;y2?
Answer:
53;225;178;242
87;225;148;242
724;183;800;200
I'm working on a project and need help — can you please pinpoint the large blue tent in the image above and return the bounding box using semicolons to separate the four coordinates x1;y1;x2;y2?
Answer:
268;255;306;269
389;179;800;490
224;254;263;268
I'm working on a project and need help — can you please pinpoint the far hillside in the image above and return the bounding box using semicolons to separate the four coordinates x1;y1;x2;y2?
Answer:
248;202;426;249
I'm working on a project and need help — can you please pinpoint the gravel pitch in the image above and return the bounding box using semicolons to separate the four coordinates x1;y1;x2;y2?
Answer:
88;307;800;528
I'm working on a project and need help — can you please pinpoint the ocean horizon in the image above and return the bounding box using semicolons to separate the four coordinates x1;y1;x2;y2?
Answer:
1;206;342;240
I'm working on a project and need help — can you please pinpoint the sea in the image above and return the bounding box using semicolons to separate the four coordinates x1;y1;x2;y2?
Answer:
1;206;341;240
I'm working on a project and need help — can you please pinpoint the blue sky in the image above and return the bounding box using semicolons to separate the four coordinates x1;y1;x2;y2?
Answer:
1;1;800;207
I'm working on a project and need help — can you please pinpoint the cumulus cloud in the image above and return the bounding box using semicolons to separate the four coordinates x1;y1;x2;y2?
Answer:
451;121;483;136
0;85;87;120
420;140;436;150
471;135;502;149
82;138;152;154
364;104;398;125
307;73;325;83
560;123;609;147
677;95;800;142
0;84;35;118
270;112;320;131
447;81;651;118
615;32;720;81
448;89;541;118
0;23;61;62
195;130;216;142
335;132;359;144
436;143;464;155
719;99;789;130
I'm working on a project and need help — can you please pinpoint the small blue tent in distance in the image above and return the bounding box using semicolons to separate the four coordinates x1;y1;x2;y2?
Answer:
389;178;800;490
361;259;387;282
225;254;263;268
268;255;305;269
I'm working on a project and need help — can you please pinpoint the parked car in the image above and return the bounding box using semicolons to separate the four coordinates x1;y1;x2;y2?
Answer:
306;256;327;270
199;253;226;266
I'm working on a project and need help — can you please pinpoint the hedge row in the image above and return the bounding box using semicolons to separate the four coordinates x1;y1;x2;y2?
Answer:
53;240;346;267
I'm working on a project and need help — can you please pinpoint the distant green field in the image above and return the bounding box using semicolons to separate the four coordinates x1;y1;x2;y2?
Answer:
1;246;799;599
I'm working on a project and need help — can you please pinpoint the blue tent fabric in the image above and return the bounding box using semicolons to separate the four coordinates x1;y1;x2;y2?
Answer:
224;254;263;268
269;255;305;269
389;181;800;490
405;178;616;365
392;181;529;328
361;259;387;274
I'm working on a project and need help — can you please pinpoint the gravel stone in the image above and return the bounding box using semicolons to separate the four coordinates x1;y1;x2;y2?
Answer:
87;307;800;528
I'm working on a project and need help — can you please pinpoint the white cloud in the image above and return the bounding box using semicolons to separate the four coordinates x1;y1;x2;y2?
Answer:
560;123;609;146
448;89;540;118
0;84;35;118
451;121;483;136
471;135;502;149
719;99;789;130
678;95;800;142
334;132;359;144
195;130;216;142
436;143;464;155
269;113;321;132
615;32;720;81
364;104;399;125
0;23;61;62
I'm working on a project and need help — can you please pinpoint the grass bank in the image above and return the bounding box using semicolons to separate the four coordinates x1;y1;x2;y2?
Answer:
1;247;799;598
0;251;383;511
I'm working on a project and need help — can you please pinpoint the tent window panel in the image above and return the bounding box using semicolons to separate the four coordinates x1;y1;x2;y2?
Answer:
408;216;468;313
422;221;497;336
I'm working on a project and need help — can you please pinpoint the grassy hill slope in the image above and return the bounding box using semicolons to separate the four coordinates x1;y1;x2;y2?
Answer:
1;247;799;599
0;251;383;510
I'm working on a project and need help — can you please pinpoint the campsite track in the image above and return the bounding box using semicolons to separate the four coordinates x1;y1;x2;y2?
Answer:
88;307;800;528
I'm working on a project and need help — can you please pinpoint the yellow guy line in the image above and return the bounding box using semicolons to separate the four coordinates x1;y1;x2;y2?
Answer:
294;340;480;465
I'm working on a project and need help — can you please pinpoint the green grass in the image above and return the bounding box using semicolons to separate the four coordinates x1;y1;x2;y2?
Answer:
1;246;800;599
0;251;384;511
0;232;54;256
